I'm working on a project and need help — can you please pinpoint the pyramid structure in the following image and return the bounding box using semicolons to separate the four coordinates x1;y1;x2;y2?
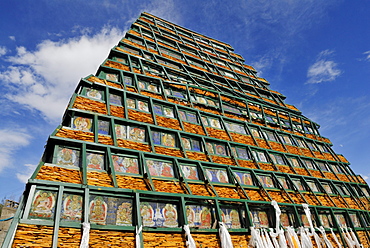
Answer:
3;12;370;248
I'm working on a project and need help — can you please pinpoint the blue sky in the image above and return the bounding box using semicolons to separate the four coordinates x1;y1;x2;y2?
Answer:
1;0;370;201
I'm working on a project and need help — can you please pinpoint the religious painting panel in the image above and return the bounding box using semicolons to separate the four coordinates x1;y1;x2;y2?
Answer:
109;93;122;105
60;194;83;222
335;214;347;227
181;165;199;180
106;73;118;82
112;155;139;174
319;214;333;228
98;120;110;135
257;175;274;188
55;146;80;168
29;190;57;220
140;202;178;228
162;133;176;147
221;207;242;229
115;124;127;139
72;117;92;132
205;168;229;183
86;153;104;170
129;126;146;142
234;171;253;186
250;210;269;228
146;159;174;178
185;205;213;229
86;88;103;100
89;195;133;226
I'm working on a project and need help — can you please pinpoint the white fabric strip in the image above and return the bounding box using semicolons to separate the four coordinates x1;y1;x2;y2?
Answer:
348;227;362;248
79;222;90;248
183;224;196;248
136;225;142;248
299;227;312;248
286;226;301;248
270;200;287;248
264;229;274;248
318;226;333;248
219;222;234;248
329;228;342;248
269;228;279;248
342;227;355;248
249;227;264;248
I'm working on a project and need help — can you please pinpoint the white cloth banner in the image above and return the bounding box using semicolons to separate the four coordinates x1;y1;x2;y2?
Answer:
183;224;196;248
264;229;275;248
342;227;355;248
318;226;333;248
329;228;342;248
219;222;234;248
348;227;362;248
79;222;90;248
136;225;142;248
249;227;265;248
301;204;322;248
270;200;287;248
269;228;280;248
299;227;313;248
286;226;301;248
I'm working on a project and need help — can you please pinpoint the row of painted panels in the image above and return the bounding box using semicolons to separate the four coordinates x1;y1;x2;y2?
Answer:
28;189;363;229
54;146;363;196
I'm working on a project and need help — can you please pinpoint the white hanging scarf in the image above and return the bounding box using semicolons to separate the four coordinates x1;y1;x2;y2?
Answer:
136;225;142;248
183;224;196;248
298;227;313;248
219;222;234;248
79;222;90;248
261;229;269;248
278;229;288;248
263;229;275;248
249;227;265;248
318;226;333;248
269;228;280;248
329;228;342;248
286;226;301;248
301;204;321;248
342;227;355;248
270;201;287;248
348;227;362;248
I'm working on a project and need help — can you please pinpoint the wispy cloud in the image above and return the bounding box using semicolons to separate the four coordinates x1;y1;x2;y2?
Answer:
0;129;32;173
9;36;15;41
364;51;370;61
306;50;342;84
230;0;339;75
143;0;180;24
16;164;37;183
0;46;7;57
0;26;125;123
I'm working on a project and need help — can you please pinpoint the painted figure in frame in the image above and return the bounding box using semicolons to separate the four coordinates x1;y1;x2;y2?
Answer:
89;196;107;225
30;191;56;219
141;203;155;227
62;194;82;221
56;147;79;167
116;201;132;226
163;204;178;227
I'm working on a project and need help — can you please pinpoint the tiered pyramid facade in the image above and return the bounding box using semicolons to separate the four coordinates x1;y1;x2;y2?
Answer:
3;12;370;248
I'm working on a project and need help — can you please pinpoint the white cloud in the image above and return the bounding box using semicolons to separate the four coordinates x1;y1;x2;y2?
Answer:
364;51;370;61
0;26;126;122
143;0;180;24
16;164;37;183
306;50;341;84
9;36;15;41
0;46;7;56
0;129;32;173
